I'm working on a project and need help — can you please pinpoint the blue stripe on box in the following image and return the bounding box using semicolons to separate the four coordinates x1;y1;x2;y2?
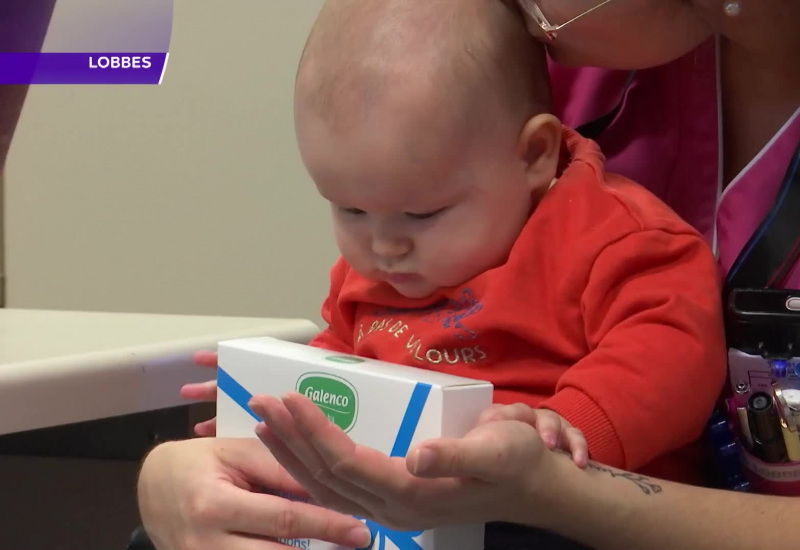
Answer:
390;383;432;457
217;367;261;421
362;382;431;550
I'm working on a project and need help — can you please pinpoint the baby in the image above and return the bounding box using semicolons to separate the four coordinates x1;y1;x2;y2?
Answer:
187;0;726;481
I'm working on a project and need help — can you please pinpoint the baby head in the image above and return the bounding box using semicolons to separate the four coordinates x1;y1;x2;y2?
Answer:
296;0;561;299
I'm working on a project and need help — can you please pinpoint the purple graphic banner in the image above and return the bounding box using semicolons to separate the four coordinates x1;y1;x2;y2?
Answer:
0;53;168;85
1;0;172;85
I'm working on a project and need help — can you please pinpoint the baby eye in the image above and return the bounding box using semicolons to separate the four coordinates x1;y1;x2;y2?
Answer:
405;208;446;220
340;207;366;216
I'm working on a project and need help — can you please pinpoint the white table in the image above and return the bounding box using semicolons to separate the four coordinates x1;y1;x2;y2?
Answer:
0;308;318;434
0;308;319;550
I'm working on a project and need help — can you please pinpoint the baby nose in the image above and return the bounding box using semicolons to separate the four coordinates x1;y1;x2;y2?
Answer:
372;235;411;259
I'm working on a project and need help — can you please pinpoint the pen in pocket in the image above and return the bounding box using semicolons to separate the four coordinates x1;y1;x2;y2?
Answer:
747;392;787;463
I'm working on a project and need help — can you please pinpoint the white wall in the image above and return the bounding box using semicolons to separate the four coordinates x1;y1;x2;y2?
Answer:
5;0;338;323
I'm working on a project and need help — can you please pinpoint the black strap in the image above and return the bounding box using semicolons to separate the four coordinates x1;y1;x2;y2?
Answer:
575;71;636;141
484;523;592;550
725;139;800;293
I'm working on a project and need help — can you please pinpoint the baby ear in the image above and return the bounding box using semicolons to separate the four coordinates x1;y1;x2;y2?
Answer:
516;113;562;192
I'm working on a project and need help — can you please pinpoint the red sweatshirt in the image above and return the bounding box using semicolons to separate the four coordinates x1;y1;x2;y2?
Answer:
309;128;727;477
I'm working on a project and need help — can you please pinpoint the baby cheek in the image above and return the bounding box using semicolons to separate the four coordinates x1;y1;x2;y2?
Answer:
424;231;488;284
334;226;370;267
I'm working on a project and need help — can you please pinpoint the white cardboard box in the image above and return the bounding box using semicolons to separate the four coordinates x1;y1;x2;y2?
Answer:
217;337;493;550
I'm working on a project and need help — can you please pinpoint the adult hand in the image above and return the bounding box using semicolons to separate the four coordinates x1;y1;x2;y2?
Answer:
137;437;373;550
179;351;220;436
249;393;569;532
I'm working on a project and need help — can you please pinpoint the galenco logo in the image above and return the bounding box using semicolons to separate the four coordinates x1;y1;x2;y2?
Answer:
296;373;358;432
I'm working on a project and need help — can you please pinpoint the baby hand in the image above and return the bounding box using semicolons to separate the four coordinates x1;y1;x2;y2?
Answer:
179;351;220;437
478;403;588;468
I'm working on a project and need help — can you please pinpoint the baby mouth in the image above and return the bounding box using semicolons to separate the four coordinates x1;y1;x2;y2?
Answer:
383;272;420;284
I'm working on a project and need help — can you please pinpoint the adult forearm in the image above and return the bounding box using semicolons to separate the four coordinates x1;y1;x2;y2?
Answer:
527;452;797;550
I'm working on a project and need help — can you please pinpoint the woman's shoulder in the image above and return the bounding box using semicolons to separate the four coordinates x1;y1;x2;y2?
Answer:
549;39;720;243
548;40;717;137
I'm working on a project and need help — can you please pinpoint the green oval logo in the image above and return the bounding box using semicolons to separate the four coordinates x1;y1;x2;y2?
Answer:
325;355;366;364
296;373;358;432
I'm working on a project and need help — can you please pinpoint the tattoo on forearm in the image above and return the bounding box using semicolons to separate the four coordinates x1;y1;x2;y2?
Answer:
552;450;663;495
585;463;663;495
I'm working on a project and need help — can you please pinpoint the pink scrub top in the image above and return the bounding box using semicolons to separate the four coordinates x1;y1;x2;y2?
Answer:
550;38;800;288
